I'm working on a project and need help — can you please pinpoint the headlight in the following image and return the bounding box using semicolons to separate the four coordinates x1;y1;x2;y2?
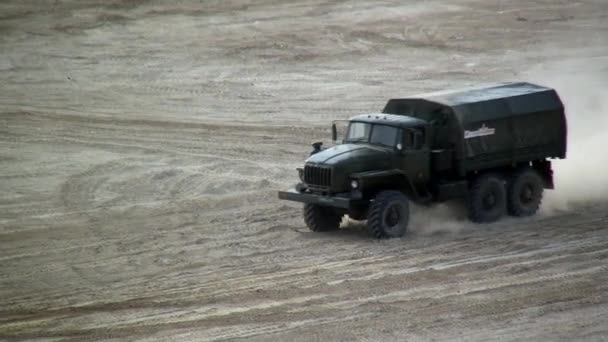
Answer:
297;168;304;181
350;179;359;189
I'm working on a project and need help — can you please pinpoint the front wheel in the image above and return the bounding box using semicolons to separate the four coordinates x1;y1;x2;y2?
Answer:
367;190;410;239
303;204;342;232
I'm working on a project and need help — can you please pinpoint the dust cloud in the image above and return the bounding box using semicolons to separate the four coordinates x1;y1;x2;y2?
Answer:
527;62;608;214
409;201;470;235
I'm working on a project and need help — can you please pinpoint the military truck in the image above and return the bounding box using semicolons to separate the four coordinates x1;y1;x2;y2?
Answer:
278;82;567;239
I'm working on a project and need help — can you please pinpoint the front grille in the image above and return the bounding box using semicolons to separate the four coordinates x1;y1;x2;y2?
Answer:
304;164;332;188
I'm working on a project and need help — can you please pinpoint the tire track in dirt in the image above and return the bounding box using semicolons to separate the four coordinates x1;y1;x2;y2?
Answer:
3;210;606;337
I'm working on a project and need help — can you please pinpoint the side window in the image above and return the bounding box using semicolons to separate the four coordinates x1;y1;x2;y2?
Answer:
404;128;425;149
404;130;415;149
413;129;425;149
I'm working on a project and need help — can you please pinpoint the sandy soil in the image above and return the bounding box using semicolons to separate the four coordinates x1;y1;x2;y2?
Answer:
1;1;608;341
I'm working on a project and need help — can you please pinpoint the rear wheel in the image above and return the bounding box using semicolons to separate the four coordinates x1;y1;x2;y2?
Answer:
367;190;410;239
507;168;544;217
468;174;506;223
303;204;342;232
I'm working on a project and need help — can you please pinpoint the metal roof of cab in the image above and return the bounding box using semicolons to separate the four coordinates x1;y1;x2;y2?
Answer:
382;82;564;124
349;113;427;128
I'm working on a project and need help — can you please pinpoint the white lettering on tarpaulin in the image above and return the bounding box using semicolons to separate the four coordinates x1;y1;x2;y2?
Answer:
464;124;496;139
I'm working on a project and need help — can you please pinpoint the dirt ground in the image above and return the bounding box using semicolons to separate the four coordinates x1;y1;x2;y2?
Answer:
1;1;608;341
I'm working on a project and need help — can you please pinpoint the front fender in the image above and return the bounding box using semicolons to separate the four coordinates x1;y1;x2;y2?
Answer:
350;169;417;199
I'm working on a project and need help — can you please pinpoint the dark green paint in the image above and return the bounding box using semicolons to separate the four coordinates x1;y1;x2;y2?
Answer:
278;82;567;214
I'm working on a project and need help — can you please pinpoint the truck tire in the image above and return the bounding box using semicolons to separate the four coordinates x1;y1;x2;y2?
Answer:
468;174;506;223
507;168;544;217
367;190;409;239
303;204;342;232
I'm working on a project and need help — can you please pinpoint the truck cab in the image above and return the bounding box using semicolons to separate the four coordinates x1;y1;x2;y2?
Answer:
303;114;430;195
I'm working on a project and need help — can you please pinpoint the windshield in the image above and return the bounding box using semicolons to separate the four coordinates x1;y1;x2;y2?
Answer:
370;124;399;147
345;122;371;142
345;122;399;147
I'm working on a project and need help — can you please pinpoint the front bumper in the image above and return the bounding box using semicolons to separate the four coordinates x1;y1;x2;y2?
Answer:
278;188;359;209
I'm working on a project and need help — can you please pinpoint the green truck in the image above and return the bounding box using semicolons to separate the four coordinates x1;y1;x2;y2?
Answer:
278;82;567;239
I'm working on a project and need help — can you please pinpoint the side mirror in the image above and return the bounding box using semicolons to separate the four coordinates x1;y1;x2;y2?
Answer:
310;141;323;155
331;123;337;142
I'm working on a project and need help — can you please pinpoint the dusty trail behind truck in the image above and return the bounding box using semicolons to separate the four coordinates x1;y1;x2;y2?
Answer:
279;82;567;238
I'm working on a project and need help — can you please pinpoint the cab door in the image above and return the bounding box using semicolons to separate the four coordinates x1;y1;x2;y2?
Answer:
399;127;430;184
